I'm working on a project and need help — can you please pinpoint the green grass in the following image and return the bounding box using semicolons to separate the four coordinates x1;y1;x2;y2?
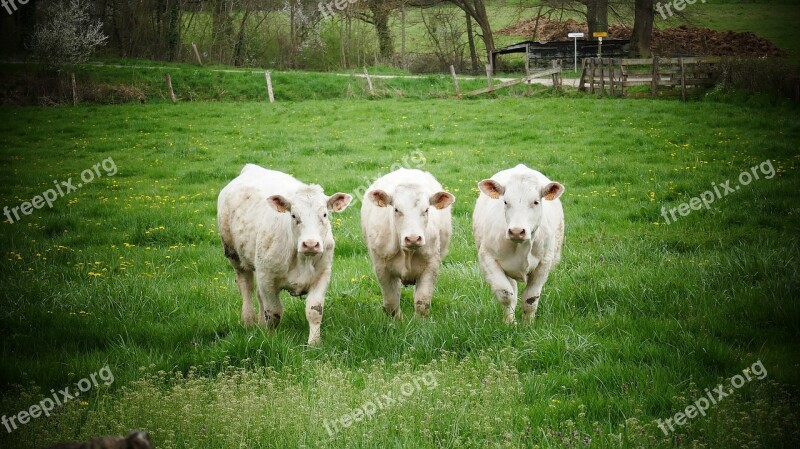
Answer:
0;61;572;105
0;96;799;448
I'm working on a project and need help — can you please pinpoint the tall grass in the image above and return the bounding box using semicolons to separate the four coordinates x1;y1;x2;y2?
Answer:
0;97;798;448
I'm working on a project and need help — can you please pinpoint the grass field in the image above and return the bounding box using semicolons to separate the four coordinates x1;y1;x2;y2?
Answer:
0;95;799;448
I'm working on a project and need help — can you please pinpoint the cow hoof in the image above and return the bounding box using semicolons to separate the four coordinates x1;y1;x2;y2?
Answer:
307;337;322;347
414;301;430;318
264;312;281;329
242;314;256;327
503;306;516;325
384;305;403;320
522;313;536;325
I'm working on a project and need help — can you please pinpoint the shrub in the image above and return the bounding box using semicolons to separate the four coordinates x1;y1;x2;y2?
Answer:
713;57;800;103
30;0;108;66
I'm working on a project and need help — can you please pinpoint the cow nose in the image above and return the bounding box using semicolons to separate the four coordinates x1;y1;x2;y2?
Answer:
403;234;424;247
300;240;322;253
507;227;526;241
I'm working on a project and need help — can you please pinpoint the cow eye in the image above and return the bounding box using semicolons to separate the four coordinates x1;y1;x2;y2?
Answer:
323;213;327;219
533;201;540;206
503;200;508;206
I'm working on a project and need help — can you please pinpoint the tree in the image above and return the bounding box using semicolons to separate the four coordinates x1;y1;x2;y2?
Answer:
366;0;394;59
582;0;609;37
31;0;108;65
445;0;494;65
630;0;654;57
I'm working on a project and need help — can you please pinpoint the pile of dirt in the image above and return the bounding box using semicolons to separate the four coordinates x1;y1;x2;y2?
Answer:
498;17;587;42
497;18;788;58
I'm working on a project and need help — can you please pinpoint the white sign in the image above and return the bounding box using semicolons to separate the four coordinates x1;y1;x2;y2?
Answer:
568;32;584;38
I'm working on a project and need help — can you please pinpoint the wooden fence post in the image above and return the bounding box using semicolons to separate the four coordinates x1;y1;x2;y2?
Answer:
165;73;177;104
363;67;375;96
651;56;659;98
525;44;531;76
578;58;587;92
551;60;561;90
588;58;596;94
599;58;605;95
486;64;494;91
680;58;687;101
608;60;615;95
71;73;78;106
265;71;275;103
191;42;203;65
450;65;461;98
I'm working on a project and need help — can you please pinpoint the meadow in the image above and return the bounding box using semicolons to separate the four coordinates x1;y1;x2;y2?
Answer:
0;94;799;448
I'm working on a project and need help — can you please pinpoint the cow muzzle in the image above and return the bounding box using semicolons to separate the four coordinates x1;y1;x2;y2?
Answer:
299;239;323;255
402;234;425;249
507;227;529;243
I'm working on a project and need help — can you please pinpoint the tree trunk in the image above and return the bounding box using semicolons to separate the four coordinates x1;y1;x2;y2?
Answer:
290;0;296;68
583;0;609;37
585;1;597;37
596;0;609;32
401;2;406;69
447;1;494;70
212;0;233;64
369;1;394;60
466;12;478;72
233;9;251;66
166;0;182;62
630;0;654;57
473;0;494;65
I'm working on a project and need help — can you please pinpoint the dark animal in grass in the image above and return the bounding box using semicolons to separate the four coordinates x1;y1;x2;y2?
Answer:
43;430;153;449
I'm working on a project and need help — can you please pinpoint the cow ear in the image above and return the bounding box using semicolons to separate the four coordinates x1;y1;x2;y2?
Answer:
368;190;392;207
541;182;564;201
478;179;504;199
327;193;353;212
430;191;455;210
267;195;292;213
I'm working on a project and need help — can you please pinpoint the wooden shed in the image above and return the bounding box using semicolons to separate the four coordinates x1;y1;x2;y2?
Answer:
492;39;630;73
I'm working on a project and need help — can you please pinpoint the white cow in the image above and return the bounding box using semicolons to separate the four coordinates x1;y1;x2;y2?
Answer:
361;169;455;319
472;164;565;324
217;164;352;345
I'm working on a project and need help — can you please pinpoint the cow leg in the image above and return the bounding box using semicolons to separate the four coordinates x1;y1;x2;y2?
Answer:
478;249;517;324
377;267;403;320
305;269;332;346
521;262;552;324
413;264;440;318
236;270;256;326
256;279;283;329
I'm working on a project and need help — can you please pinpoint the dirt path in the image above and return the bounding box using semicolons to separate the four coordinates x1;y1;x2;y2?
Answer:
84;62;581;88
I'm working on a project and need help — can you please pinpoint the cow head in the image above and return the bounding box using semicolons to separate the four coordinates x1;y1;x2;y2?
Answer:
267;186;352;255
478;175;563;243
369;184;454;250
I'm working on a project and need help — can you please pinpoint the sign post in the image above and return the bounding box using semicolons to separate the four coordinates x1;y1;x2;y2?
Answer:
593;31;608;58
567;32;584;71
